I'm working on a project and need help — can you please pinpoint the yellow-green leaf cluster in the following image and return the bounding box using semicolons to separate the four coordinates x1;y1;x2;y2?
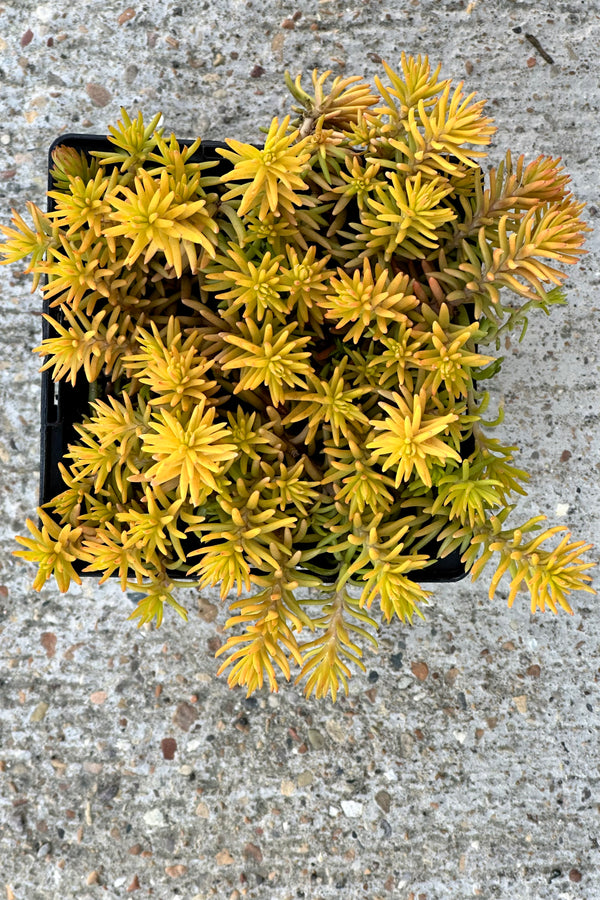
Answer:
3;58;594;703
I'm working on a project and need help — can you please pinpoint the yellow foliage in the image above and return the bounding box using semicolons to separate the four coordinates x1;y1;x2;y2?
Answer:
4;58;595;702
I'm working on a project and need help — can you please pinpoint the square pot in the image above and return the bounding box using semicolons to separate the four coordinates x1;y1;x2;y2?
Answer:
40;133;469;584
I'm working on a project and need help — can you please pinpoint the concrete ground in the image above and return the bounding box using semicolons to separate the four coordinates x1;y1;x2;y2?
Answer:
0;1;599;898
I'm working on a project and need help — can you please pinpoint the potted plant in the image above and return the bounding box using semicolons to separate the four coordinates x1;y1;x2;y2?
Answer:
2;54;595;701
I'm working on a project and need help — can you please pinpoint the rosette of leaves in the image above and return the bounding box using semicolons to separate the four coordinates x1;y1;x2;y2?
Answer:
2;54;595;702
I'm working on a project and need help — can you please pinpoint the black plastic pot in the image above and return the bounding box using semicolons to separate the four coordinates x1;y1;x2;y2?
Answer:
41;133;468;584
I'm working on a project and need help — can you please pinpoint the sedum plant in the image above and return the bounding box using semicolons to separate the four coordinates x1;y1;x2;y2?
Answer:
2;56;596;701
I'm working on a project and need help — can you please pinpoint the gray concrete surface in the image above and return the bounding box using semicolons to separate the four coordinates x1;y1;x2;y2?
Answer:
1;1;599;898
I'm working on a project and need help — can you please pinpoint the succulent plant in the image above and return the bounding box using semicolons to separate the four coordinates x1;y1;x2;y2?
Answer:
2;55;595;700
